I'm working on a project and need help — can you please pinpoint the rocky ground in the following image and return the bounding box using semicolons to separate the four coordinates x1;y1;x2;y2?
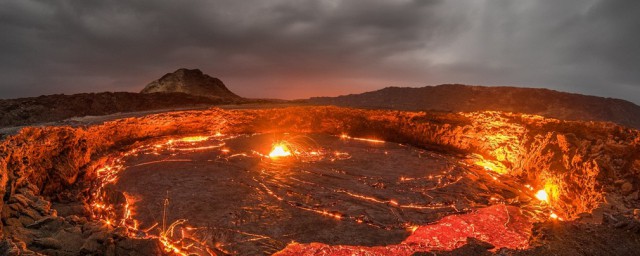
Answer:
0;106;639;255
0;184;164;255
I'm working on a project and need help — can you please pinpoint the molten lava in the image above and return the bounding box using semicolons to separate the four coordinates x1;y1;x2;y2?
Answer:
276;205;533;255
177;136;210;143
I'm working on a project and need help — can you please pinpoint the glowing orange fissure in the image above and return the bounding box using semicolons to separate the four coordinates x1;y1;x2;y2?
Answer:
340;133;385;143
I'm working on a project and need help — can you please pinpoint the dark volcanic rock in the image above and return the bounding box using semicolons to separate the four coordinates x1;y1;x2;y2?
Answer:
141;68;241;99
308;84;640;129
0;92;242;128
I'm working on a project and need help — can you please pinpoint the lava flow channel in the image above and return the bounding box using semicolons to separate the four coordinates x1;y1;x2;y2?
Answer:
91;133;551;255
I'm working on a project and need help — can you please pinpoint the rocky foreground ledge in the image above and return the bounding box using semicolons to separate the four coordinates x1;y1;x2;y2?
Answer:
0;106;639;255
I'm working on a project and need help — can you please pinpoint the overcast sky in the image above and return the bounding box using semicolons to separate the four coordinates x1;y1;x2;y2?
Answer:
1;0;639;103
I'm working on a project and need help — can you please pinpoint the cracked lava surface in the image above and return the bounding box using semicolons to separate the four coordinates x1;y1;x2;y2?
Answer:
96;133;539;255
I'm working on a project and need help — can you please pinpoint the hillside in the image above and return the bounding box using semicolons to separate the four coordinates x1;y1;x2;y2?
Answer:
308;84;640;129
141;68;241;99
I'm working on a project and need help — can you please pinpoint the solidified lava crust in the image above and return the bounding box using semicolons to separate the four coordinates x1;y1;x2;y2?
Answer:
102;133;532;254
0;106;639;255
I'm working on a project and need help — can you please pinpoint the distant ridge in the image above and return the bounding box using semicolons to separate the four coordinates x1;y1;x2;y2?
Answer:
141;68;241;99
308;84;640;129
0;92;240;128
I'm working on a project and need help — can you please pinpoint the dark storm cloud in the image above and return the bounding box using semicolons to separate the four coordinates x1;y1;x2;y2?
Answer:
0;0;639;102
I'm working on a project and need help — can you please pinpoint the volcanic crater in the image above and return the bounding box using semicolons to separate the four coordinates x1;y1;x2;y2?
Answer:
1;106;640;255
101;132;537;255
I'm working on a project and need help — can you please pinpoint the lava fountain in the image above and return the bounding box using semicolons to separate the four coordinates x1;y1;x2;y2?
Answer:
268;143;292;158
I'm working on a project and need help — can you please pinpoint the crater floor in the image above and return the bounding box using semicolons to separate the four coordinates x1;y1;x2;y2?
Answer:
105;133;531;255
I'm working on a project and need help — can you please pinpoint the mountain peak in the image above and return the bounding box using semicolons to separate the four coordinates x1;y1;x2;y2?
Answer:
171;68;203;76
141;68;241;99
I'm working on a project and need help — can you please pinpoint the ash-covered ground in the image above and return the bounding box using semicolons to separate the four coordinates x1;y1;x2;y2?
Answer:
105;133;534;255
